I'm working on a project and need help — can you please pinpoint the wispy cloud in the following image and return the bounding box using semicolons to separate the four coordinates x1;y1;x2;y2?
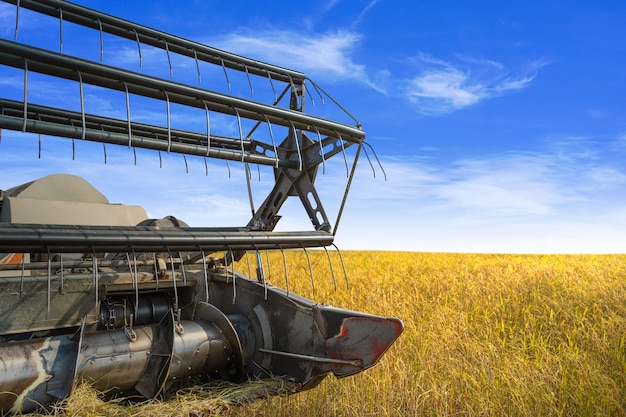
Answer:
210;30;369;84
403;54;542;115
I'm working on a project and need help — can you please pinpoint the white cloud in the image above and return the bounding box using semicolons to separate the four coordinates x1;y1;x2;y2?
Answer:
403;54;540;115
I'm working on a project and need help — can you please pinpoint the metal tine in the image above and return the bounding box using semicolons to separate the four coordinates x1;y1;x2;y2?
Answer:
70;118;76;160
91;246;99;313
96;18;103;62
131;248;139;318
19;252;25;296
46;247;51;317
165;247;179;312
244;64;254;97
322;245;337;291
131;28;143;67
152;252;160;289
122;81;132;147
231;107;245;162
304;83;315;107
163;39;173;78
252;245;267;300
277;244;289;297
59;253;64;294
37;117;42;158
164;90;172;152
266;69;277;102
225;159;231;178
204;157;208;176
100;126;107;163
288;120;303;171
14;0;20;40
262;114;279;168
364;141;387;181
158;149;162;168
313;126;326;174
264;250;271;280
77;70;86;140
178;251;187;285
287;75;299;110
202;100;211;155
306;79;326;105
299;244;315;295
332;243;349;289
306;78;360;127
22;58;28;132
197;246;209;302
219;57;231;91
361;142;377;178
334;130;349;177
226;245;236;304
58;7;63;54
191;48;201;84
126;251;138;320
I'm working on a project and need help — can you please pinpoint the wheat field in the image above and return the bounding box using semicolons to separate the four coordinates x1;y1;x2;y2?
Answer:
53;252;625;417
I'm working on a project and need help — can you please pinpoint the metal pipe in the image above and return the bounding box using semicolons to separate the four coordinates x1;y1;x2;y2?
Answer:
0;40;365;143
0;224;334;253
1;0;305;83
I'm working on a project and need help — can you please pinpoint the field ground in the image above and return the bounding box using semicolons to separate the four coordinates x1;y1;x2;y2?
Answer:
53;252;625;417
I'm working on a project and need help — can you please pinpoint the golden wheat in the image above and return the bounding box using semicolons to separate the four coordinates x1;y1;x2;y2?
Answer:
43;252;626;417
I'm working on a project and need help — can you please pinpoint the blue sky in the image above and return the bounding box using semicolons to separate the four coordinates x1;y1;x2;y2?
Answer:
1;0;625;253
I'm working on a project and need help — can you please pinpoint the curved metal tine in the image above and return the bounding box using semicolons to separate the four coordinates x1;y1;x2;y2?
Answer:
69;118;76;160
19;252;25;296
163;39;173;78
244;64;254;97
277;244;289;297
364;141;387;181
219;57;231;91
165;246;179;311
313;126;326;174
37;115;42;158
266;69;277;102
262;114;279;168
304;82;315;107
361;142;376;178
131;248;139;317
288;120;303;171
46;247;51;317
197;246;209;302
299;244;315;295
132;28;143;67
332;243;349;289
178;251;187;285
152;252;160;289
322;245;337;291
96;19;104;62
287;75;299;110
232;107;246;162
245;250;252;278
91;246;99;312
191;48;201;84
126;251;138;319
307;78;326;105
225;159;231;178
77;70;86;140
226;245;236;304
122;81;132;147
202;100;211;155
164;90;172;152
14;0;20;40
334;130;349;177
22;58;28;132
100;125;107;163
158;148;163;168
58;7;63;54
59;254;64;294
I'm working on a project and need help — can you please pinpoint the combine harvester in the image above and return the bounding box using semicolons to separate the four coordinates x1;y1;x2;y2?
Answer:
0;0;403;414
